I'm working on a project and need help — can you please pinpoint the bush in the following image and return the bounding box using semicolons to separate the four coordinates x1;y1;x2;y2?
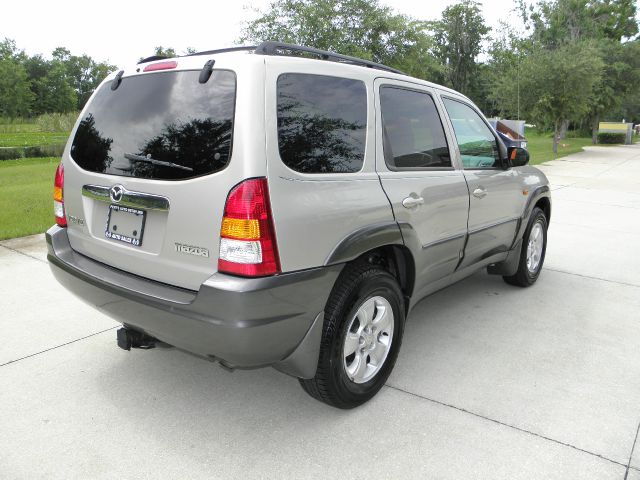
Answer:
597;132;626;144
35;112;78;132
0;144;65;160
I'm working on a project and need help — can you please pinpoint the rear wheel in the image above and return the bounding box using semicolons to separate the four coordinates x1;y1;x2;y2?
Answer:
503;207;548;287
299;262;405;409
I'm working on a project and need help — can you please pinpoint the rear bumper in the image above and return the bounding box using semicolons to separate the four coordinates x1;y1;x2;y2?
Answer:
46;226;342;378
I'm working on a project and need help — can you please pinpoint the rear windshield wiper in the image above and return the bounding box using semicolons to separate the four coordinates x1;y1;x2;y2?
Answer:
124;153;193;172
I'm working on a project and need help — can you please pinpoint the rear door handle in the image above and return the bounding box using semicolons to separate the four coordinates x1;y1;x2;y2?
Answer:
402;196;425;209
473;187;487;199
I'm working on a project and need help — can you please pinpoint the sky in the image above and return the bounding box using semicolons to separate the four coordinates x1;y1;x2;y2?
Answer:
2;0;522;68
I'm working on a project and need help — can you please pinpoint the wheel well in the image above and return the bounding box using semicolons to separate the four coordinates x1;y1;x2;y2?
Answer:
354;245;415;314
535;196;551;223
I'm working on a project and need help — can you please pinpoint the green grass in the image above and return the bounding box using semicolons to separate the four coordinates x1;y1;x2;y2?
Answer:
0;157;59;240
0;123;41;134
0;131;69;148
525;131;598;165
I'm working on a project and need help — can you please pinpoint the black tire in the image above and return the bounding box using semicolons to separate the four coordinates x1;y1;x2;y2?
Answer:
503;207;548;287
299;262;405;409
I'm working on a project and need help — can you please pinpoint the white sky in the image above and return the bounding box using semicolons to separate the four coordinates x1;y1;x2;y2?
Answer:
3;0;521;68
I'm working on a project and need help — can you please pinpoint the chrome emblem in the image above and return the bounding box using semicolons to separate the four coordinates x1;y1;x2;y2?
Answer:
175;243;209;258
110;185;124;202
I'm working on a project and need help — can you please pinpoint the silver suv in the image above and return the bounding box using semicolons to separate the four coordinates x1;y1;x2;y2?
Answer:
47;42;550;408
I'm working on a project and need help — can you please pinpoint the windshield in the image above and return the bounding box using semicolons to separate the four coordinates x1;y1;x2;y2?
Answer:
70;70;236;180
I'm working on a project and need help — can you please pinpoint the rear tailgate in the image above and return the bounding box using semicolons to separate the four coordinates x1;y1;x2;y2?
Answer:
61;55;265;290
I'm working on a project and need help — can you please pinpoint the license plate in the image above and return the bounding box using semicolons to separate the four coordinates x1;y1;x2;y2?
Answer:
105;204;146;247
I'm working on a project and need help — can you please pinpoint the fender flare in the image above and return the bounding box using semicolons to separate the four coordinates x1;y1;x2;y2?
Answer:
512;185;551;248
324;221;404;266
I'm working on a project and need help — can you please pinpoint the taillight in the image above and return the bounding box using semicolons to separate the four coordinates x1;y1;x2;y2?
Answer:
53;162;66;227
218;178;281;277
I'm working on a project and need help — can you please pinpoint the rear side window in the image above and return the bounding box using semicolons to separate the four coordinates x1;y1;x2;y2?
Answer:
71;70;236;180
380;87;451;169
442;98;500;169
277;73;367;173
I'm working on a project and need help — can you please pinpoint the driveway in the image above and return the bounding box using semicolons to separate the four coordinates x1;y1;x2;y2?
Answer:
2;144;640;479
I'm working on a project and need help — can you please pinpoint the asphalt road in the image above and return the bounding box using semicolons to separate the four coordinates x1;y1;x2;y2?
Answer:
2;144;640;479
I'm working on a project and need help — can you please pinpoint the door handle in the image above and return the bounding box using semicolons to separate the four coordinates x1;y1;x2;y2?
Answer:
473;187;487;199
402;196;425;209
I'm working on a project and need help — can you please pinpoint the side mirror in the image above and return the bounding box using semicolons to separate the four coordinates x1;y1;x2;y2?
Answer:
508;147;529;167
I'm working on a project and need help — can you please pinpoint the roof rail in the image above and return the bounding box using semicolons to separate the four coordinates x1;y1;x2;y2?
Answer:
137;55;169;65
254;41;405;75
185;46;257;57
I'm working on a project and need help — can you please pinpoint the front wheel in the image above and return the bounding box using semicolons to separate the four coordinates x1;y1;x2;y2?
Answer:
299;263;405;409
503;207;548;287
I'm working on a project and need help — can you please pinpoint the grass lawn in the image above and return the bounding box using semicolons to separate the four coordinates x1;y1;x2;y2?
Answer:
0;158;59;240
0;131;69;147
525;131;598;165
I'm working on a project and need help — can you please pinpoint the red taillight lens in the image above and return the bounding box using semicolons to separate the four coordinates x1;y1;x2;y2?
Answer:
53;162;66;227
143;61;178;72
218;178;281;277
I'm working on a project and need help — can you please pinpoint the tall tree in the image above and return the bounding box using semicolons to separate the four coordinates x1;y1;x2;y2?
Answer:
35;61;78;114
0;58;34;117
516;42;603;152
588;39;640;142
431;0;490;95
240;0;443;81
64;54;115;109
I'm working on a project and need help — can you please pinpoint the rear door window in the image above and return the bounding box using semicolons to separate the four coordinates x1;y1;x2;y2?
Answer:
71;70;236;180
277;73;367;174
379;86;451;169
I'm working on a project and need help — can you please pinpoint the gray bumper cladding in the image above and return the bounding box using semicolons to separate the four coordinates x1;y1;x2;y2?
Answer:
46;226;342;378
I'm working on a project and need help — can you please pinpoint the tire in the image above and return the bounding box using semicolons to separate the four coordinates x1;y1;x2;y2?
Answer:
503;207;548;287
299;262;405;409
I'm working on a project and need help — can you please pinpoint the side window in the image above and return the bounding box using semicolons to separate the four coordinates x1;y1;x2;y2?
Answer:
442;98;500;169
277;73;367;173
379;87;451;169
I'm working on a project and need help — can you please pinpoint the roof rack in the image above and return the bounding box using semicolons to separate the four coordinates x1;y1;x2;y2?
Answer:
254;41;405;75
137;55;169;65
185;46;257;57
181;42;404;75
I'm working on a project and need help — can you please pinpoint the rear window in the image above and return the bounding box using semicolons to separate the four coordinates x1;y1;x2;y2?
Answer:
277;73;367;174
71;70;236;180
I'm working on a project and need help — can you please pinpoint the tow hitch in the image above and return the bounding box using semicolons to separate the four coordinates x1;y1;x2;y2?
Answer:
117;327;157;350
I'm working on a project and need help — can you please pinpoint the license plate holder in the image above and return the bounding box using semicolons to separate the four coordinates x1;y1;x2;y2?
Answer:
105;204;146;247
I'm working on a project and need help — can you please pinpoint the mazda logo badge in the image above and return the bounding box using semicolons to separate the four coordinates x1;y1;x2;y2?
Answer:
110;185;124;202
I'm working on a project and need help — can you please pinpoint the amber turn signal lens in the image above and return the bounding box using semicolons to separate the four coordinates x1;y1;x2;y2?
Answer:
220;218;261;240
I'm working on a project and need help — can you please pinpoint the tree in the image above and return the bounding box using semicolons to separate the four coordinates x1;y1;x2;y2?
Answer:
0;58;34;117
240;0;443;81
431;0;490;95
521;0;638;46
64;54;115;109
35;61;78;114
516;42;603;153
154;46;177;58
588;39;640;142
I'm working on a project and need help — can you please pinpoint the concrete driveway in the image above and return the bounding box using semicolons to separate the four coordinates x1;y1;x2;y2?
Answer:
2;144;640;479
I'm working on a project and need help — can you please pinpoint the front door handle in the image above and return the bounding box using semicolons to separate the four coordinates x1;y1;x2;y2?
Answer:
473;187;487;199
402;196;425;209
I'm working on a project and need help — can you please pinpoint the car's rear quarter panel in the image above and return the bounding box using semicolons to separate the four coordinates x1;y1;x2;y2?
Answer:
264;58;396;272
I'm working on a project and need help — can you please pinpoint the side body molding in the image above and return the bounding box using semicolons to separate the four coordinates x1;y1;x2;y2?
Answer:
324;221;405;265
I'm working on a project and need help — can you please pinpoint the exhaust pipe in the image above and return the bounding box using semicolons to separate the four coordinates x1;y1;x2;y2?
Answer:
117;327;157;350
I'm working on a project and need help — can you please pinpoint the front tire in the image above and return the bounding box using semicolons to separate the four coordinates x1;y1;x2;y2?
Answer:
503;207;548;287
300;262;405;409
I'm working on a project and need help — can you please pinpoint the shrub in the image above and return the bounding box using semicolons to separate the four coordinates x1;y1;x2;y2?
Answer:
35;112;78;132
597;132;626;144
0;144;65;160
